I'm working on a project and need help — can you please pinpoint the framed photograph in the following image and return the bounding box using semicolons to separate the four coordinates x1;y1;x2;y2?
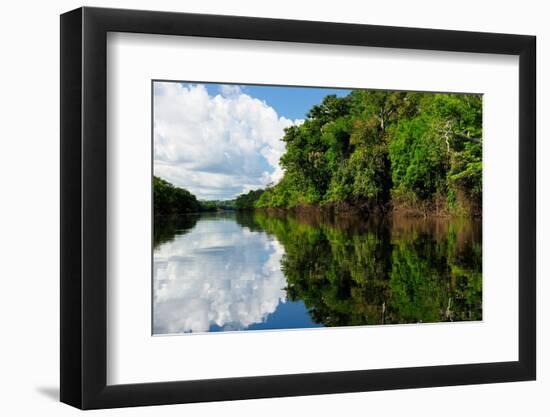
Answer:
60;6;536;409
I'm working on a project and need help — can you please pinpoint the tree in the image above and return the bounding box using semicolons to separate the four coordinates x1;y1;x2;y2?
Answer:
153;176;202;214
235;189;265;209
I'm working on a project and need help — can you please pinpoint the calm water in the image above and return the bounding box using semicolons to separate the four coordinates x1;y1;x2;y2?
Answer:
153;211;482;334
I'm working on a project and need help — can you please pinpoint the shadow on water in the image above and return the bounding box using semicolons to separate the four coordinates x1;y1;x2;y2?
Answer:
154;210;482;333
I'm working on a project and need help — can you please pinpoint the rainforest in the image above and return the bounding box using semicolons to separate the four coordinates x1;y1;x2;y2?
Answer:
234;90;482;217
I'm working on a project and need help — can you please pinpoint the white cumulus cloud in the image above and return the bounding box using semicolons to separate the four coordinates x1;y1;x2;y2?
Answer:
154;82;300;200
218;84;242;97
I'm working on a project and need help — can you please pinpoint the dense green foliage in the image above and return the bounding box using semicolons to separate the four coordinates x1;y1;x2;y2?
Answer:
154;176;236;214
235;189;264;209
154;176;202;215
240;91;482;216
244;211;482;325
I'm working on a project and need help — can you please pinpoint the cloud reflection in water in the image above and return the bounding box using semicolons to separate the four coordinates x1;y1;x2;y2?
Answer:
153;217;286;334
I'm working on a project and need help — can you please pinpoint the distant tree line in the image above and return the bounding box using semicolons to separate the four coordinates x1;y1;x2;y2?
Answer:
200;199;236;211
235;91;482;216
154;176;235;215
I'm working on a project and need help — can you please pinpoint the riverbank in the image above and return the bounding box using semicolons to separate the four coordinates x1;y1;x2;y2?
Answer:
252;200;480;219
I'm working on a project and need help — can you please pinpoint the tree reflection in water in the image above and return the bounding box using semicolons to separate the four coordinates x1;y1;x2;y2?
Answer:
154;213;200;248
241;210;482;326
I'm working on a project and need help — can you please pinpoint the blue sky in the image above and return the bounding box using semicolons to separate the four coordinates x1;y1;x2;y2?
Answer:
153;81;352;200
204;83;351;121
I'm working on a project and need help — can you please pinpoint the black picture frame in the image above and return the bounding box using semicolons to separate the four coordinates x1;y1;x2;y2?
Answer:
60;6;536;410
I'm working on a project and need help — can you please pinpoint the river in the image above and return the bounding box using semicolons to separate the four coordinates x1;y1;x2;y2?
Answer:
153;211;482;334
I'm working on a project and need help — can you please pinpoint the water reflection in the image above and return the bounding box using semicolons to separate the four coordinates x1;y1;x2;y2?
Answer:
153;211;482;334
154;213;288;334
